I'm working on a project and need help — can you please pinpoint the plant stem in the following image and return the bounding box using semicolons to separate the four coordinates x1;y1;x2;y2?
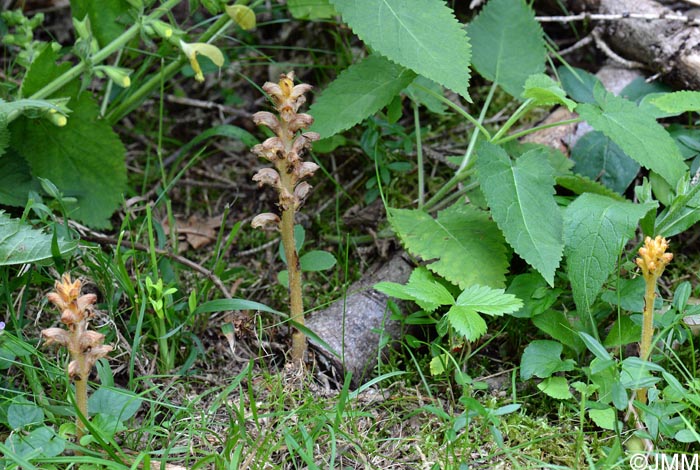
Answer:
637;274;658;404
413;101;425;208
280;205;305;363
74;353;89;440
29;0;181;101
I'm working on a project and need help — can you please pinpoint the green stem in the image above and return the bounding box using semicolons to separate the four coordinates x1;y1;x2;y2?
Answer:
494;117;582;145
105;12;232;124
490;98;534;143
413;101;425;209
29;0;181;101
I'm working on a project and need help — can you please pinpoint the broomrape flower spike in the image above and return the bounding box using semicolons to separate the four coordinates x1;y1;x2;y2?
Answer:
635;236;673;404
179;40;224;83
41;273;113;441
251;72;319;365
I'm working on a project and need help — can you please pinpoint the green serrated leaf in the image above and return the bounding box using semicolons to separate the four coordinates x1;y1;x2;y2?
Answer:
520;339;575;380
522;74;576;111
9;93;127;228
447;305;488;341
454;285;522;316
375;267;454;312
563;194;656;317
648;90;700;115
556;174;626;201
506;273;559;319
571;131;640;194
388;203;508;289
70;0;133;47
468;0;545;98
309;54;416;138
538;376;573;400
476;143;563;286
576;89;687;186
288;0;337;19
588;408;617;431
329;0;470;100
20;46;73;98
0;211;77;265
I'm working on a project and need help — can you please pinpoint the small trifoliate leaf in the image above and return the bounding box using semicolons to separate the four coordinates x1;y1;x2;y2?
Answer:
576;89;686;186
454;285;522;316
299;250;336;272
468;0;545;98
538;376;573;400
309;54;416;138
476;143;563;286
375;267;454;312
389;203;508;289
563;194;656;317
329;0;471;100
522;74;576;111
447;306;488;341
520;340;575;380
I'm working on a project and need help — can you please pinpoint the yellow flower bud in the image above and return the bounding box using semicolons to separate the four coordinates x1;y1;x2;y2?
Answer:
179;40;225;83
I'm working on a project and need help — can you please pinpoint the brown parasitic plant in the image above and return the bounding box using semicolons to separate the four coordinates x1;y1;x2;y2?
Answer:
250;72;320;364
42;273;113;440
634;235;673;404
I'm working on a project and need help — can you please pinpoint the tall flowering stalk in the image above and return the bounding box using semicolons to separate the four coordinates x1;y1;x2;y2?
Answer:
250;72;320;364
42;274;112;439
634;236;673;404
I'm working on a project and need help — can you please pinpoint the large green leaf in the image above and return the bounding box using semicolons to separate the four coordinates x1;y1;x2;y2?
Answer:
388;202;508;289
563;194;656;317
576;89;686;186
476;143;563;286
648;90;700;115
328;0;470;100
467;0;545;98
287;0;336;19
9;93;126;228
70;0;132;48
309;54;416;138
0;149;41;206
0;211;77;265
570;131;640;194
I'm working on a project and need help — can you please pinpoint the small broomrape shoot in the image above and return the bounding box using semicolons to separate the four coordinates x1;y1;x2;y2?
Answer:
42;274;112;440
251;72;320;364
634;235;673;404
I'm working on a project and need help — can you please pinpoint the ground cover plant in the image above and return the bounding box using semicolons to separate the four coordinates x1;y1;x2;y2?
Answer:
1;0;700;468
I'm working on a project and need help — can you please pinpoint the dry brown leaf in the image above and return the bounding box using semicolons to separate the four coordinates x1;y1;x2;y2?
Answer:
163;215;221;251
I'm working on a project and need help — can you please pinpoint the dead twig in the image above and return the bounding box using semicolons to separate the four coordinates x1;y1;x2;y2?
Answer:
536;11;700;25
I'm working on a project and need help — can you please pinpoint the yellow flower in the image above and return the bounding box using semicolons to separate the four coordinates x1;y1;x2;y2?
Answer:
179;40;225;83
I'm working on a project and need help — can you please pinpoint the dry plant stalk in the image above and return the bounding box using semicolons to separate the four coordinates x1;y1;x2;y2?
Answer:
42;273;112;439
250;72;320;364
634;235;673;404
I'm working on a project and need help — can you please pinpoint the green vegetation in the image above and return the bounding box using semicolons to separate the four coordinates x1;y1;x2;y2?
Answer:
1;0;700;468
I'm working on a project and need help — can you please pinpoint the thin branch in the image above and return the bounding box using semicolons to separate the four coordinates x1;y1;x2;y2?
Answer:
536;11;700;26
